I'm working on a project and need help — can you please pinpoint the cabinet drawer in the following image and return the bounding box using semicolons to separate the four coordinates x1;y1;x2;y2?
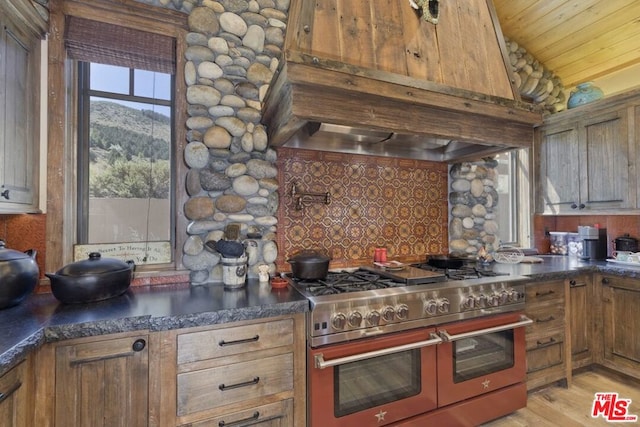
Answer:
525;302;564;337
177;353;293;416
178;319;294;364
525;282;564;306
182;399;293;427
526;332;564;373
0;360;24;404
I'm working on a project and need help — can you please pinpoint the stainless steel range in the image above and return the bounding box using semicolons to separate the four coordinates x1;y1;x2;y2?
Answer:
289;265;528;347
289;263;534;427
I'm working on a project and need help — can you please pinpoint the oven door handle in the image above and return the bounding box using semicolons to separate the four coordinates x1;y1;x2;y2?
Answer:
439;315;533;342
314;333;443;369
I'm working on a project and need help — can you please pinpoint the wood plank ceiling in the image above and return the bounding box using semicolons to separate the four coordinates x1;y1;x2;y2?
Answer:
493;0;640;89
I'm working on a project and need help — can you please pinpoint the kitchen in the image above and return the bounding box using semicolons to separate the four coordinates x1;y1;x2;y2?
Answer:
2;0;640;426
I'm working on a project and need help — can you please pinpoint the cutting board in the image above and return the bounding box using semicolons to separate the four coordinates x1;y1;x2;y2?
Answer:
520;256;544;263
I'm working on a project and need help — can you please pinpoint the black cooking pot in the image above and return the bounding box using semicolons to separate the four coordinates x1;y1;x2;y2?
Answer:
46;252;135;304
0;240;39;309
287;250;331;280
614;234;638;252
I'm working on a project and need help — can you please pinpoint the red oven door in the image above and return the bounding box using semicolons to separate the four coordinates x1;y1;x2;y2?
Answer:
308;328;441;427
436;312;532;407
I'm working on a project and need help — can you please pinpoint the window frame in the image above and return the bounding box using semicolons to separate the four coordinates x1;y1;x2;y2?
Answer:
45;0;189;274
503;148;532;249
76;62;176;253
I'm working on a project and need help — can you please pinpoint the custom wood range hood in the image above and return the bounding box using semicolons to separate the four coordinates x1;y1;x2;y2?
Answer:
262;0;543;162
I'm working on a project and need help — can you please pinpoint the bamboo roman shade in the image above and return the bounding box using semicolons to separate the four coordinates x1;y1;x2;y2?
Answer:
64;16;176;74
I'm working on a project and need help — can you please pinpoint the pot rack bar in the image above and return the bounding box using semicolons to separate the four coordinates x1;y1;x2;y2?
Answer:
290;181;331;210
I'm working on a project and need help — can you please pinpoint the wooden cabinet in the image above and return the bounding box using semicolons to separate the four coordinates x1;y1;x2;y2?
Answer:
150;314;306;427
523;279;568;390
568;275;594;369
34;331;150;427
536;108;631;213
0;5;43;213
599;274;640;380
535;89;640;214
0;358;33;427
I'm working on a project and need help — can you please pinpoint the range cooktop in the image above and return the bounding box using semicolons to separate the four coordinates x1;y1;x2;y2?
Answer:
286;266;529;347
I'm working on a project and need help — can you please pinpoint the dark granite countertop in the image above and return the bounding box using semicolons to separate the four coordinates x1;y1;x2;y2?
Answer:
3;256;640;375
0;280;308;375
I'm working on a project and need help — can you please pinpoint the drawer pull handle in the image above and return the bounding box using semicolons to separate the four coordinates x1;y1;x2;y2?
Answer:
535;290;555;297
0;381;22;404
536;315;555;323
219;377;260;391
218;335;259;347
536;337;557;348
219;411;259;427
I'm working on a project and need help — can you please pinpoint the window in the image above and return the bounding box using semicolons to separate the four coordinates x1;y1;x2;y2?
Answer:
76;62;174;263
64;16;177;265
495;149;531;248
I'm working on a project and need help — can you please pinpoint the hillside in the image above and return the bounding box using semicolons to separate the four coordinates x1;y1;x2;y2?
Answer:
90;100;171;161
88;100;171;198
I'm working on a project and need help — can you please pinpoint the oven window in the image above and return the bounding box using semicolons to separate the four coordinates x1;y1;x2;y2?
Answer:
453;330;514;383
334;349;421;417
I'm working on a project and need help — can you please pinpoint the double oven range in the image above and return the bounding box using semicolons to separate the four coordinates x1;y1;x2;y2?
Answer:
287;263;533;427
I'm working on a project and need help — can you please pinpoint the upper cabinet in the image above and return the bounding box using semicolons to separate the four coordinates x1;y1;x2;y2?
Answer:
0;0;46;213
535;89;640;214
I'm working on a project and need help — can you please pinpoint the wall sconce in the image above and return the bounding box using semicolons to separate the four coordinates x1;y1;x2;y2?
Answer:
290;181;331;211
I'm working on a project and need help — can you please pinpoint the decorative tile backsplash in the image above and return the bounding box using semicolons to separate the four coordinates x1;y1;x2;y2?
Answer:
275;148;449;269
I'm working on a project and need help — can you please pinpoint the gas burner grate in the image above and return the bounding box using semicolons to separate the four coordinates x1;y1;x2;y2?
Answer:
290;270;404;295
411;264;508;280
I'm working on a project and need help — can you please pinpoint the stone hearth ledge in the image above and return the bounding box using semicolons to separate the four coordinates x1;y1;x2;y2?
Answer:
0;280;308;375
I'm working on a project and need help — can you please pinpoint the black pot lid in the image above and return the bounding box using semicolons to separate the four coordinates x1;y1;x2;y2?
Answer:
0;240;31;262
616;234;637;242
56;252;133;276
288;250;331;262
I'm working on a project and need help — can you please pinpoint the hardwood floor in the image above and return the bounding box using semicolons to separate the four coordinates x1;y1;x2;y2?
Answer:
483;368;640;426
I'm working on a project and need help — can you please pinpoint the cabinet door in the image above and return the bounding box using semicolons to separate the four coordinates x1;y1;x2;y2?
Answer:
580;110;631;210
55;334;149;427
0;359;32;427
537;122;580;214
0;20;38;211
601;276;640;380
568;276;593;368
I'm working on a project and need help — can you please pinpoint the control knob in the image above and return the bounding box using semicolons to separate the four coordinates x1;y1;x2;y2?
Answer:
331;313;347;330
348;311;363;327
475;294;487;308
382;306;395;323
507;288;520;302
366;310;381;326
425;300;438;316
488;293;501;307
438;298;450;313
463;295;475;309
500;290;510;304
395;304;409;320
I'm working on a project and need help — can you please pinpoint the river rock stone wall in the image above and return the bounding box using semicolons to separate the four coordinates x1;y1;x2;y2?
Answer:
180;0;290;284
448;159;499;256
